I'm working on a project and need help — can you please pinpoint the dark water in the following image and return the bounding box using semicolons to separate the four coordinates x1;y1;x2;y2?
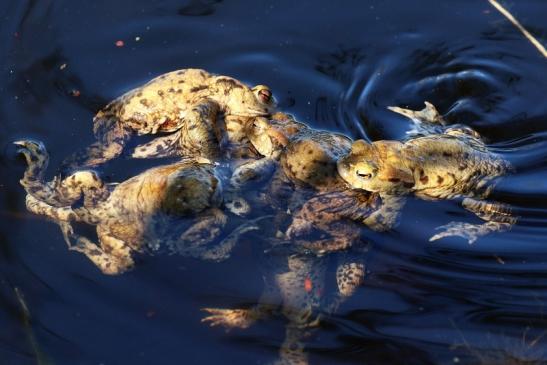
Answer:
1;1;547;364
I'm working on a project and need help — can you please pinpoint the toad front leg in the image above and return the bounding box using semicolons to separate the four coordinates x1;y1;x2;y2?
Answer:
61;115;133;170
132;101;223;160
68;228;135;275
179;101;224;159
54;170;110;206
15;140;109;206
363;194;406;232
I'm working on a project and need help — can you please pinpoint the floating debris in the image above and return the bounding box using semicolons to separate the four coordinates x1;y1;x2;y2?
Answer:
494;254;506;265
14;287;54;365
115;40;125;47
488;0;547;58
59;63;67;70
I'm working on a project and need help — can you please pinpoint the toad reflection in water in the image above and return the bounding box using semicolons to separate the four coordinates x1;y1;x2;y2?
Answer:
202;229;371;365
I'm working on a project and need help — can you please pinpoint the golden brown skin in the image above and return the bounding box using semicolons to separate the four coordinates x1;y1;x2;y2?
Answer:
288;190;381;253
337;102;516;243
16;140;230;275
228;112;383;253
228;113;348;212
63;68;276;169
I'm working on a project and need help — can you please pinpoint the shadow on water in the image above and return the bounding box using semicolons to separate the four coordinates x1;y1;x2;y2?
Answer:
1;0;547;364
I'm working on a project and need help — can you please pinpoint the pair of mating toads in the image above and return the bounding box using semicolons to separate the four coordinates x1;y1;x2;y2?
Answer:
16;68;516;364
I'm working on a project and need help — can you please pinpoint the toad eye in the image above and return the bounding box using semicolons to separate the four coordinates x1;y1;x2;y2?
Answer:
257;88;272;103
356;170;372;179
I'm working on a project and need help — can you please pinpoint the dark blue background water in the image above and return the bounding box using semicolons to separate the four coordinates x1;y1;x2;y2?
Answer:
1;1;547;364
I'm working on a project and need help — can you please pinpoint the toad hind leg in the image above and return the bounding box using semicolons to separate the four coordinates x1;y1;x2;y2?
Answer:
69;233;135;275
25;195;76;222
61;115;133;170
430;198;516;244
131;131;182;159
462;197;516;224
363;195;406;232
178;102;223;160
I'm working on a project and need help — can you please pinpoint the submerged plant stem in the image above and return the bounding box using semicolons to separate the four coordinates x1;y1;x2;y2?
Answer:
488;0;547;58
14;287;54;365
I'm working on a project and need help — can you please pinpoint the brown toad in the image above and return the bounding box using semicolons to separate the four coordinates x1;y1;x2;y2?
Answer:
227;113;381;253
63;68;275;169
16;139;245;275
337;102;516;243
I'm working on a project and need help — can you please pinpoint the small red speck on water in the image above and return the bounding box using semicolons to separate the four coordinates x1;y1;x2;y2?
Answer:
304;277;313;292
70;89;81;97
115;40;124;47
14;32;19;38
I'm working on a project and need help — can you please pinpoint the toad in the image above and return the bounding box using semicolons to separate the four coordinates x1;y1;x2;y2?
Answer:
337;102;516;243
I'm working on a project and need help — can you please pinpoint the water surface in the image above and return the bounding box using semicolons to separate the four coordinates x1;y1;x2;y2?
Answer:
1;1;547;364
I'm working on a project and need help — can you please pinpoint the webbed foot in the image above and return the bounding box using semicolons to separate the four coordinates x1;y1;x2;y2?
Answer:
430;222;481;244
430;221;512;244
388;101;445;125
201;308;257;330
